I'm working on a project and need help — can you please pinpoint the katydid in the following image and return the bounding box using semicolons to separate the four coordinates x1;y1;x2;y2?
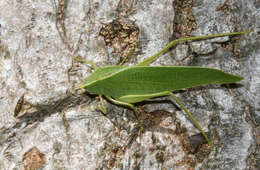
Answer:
75;30;251;151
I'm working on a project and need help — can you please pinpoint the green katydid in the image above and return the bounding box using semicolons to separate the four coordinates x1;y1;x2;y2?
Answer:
74;30;251;151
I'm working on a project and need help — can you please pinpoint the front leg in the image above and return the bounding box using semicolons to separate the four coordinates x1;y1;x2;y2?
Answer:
93;94;107;114
72;56;98;70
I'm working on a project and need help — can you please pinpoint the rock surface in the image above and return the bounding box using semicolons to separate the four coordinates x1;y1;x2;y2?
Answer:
0;0;259;169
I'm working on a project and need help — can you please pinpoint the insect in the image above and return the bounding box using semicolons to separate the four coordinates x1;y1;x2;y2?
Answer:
74;30;251;151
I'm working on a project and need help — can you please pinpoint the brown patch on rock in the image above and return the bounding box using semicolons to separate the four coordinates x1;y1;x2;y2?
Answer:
173;0;197;38
99;18;139;62
22;147;46;170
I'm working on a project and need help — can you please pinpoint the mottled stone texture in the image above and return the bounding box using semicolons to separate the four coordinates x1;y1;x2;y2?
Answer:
0;0;259;169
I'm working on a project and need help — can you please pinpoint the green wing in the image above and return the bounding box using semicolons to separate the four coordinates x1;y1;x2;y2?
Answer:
82;66;243;103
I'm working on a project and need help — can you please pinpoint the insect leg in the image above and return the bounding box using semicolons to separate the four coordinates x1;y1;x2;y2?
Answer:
137;30;252;66
168;92;214;151
105;96;144;132
98;94;107;114
118;40;136;66
72;56;98;70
